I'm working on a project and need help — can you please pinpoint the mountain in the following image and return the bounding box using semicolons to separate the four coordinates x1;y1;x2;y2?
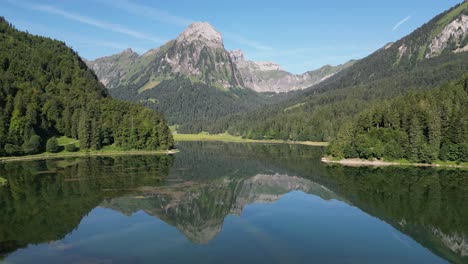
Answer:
88;22;298;129
85;48;139;89
89;22;244;91
88;22;352;94
103;173;340;244
229;49;355;93
0;18;173;156
87;22;354;129
204;1;468;141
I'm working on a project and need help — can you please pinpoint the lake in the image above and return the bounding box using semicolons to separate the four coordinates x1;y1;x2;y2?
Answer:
0;142;467;264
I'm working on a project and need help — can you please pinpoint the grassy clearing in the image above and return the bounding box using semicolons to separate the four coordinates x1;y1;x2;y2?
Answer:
284;102;306;112
57;136;79;147
173;133;329;146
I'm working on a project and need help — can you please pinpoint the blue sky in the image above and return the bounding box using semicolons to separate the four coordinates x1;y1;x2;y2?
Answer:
2;0;463;73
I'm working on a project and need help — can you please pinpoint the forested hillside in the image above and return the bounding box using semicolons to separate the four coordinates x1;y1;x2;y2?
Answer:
0;18;173;156
327;76;467;163
202;2;468;141
90;22;296;129
111;77;290;130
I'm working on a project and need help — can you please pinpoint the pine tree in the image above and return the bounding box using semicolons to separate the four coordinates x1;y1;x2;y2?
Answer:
78;110;92;150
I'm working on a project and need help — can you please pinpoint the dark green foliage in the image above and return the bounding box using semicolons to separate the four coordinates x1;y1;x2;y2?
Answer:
0;17;173;156
111;77;290;132
46;137;59;153
4;144;21;156
206;51;468;142
328;77;468;163
203;3;468;141
0;155;173;255
64;144;77;152
22;135;41;155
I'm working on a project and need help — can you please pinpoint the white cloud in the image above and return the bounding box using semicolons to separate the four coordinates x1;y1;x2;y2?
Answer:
97;0;193;27
392;16;411;31
223;32;274;51
97;0;274;52
6;0;167;44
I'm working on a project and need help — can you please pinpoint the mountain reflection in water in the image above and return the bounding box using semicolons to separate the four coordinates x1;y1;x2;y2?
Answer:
0;142;466;264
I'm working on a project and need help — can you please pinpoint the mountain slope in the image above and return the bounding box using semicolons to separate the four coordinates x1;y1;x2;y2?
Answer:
328;76;468;163
87;22;354;128
89;22;298;127
204;1;468;141
111;77;276;130
88;23;353;94
85;48;139;89
229;49;355;93
0;18;173;156
89;22;244;91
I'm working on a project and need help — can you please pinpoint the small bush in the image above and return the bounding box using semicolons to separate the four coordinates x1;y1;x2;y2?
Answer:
65;144;78;152
46;137;60;153
4;144;22;156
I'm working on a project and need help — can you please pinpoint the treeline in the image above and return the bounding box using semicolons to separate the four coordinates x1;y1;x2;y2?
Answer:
0;18;173;156
327;77;468;163
111;77;291;130
202;50;468;142
200;3;468;141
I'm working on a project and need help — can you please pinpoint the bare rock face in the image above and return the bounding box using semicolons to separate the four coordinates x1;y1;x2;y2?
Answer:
156;22;243;88
230;173;339;215
176;22;224;49
229;49;355;93
427;14;468;58
431;228;468;257
229;49;244;62
88;22;244;90
88;22;352;93
398;44;408;59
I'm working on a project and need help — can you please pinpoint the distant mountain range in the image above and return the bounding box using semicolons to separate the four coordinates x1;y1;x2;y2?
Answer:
85;21;355;129
87;22;353;93
86;2;467;137
228;49;356;93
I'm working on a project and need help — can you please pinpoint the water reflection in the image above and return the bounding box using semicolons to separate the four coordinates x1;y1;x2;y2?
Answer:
0;142;466;263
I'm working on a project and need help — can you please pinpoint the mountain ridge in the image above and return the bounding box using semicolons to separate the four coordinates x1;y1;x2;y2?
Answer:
201;1;468;140
87;22;353;93
228;48;355;93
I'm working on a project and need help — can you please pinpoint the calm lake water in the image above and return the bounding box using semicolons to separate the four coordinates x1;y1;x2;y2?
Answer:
0;142;467;264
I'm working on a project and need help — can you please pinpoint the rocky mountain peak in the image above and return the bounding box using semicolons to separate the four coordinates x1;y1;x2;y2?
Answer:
121;48;134;54
176;22;224;48
229;49;245;62
255;61;283;71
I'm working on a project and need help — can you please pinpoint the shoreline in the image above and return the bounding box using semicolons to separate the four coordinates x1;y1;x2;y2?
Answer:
0;149;179;164
321;157;468;169
173;133;328;146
